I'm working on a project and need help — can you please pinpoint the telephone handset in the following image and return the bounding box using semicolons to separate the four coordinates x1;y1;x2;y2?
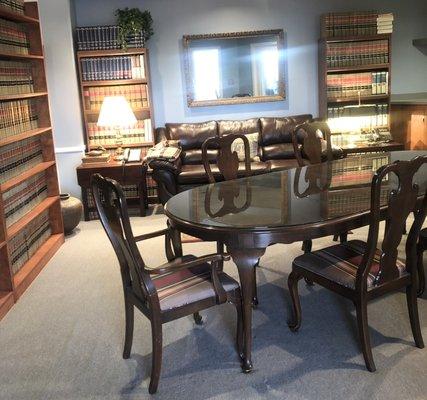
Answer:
122;148;142;163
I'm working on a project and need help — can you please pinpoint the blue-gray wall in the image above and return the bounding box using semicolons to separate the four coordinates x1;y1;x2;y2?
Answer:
72;0;427;127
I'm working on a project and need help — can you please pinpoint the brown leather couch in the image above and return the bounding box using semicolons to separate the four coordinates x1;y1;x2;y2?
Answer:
149;114;313;205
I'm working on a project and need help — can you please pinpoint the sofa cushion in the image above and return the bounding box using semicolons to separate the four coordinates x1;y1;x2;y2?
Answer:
178;162;270;185
166;121;218;150
218;118;260;137
182;148;218;165
267;159;303;171
259;114;312;146
230;132;260;161
262;143;297;160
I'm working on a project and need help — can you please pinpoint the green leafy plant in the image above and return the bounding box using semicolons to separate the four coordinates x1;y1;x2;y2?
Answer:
115;8;153;49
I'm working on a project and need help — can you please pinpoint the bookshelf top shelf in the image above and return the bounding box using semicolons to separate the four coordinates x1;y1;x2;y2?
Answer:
0;92;48;101
0;7;39;24
326;64;390;73
320;34;391;43
77;48;147;58
82;79;147;87
0;127;51;147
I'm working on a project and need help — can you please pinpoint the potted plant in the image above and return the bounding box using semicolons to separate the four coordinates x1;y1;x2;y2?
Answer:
115;7;154;49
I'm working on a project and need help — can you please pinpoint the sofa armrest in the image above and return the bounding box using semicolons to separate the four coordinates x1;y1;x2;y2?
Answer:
154;127;169;144
149;158;182;205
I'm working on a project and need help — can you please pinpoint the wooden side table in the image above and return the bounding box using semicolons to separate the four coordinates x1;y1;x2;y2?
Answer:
76;160;148;220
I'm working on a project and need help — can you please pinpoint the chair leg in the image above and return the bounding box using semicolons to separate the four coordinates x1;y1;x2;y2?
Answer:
193;312;203;325
406;285;425;349
252;265;259;308
355;300;376;372
217;241;224;271
123;298;134;359
149;319;163;394
417;242;425;297
339;233;348;243
234;298;244;359
301;239;312;253
287;270;302;332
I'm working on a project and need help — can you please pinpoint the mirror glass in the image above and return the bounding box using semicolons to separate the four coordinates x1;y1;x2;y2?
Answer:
183;30;285;107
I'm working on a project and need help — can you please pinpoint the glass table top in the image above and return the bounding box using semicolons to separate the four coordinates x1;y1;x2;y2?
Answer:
165;151;427;230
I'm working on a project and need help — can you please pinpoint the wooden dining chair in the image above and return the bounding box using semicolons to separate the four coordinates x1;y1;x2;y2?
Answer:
91;173;243;394
417;228;426;297
292;121;347;254
201;134;259;306
287;155;427;372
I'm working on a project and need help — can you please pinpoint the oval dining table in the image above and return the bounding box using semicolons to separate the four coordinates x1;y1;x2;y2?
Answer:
164;150;427;373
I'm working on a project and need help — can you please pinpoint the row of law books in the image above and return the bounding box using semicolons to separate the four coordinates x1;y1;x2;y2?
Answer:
81;54;145;81
326;40;388;68
76;25;145;51
0;17;29;54
321;11;393;38
0;0;25;15
326;71;388;99
0;99;38;139
0;60;34;94
327;187;390;218
3;171;47;227
83;84;149;111
9;210;51;274
87;120;153;146
0;136;43;184
146;175;158;198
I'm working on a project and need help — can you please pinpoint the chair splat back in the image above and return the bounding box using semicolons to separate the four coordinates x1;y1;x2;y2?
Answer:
359;156;427;287
91;173;155;303
202;134;251;183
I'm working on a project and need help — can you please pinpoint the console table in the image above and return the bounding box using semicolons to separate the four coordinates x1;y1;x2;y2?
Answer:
76;161;148;220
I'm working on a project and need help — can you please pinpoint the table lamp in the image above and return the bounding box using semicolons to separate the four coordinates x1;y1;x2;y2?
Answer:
97;96;137;159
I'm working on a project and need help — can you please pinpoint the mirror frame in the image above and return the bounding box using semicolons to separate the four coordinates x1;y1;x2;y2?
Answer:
183;29;286;107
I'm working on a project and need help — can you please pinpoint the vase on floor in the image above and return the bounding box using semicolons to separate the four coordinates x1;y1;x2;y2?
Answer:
60;193;83;235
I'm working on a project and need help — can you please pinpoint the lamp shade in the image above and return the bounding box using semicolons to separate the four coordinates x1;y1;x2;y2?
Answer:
97;96;137;128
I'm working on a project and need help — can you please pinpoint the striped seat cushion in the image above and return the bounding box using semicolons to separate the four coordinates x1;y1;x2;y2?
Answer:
152;255;239;311
293;240;407;290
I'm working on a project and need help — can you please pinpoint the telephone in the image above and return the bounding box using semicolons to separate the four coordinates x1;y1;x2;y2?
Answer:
123;148;142;163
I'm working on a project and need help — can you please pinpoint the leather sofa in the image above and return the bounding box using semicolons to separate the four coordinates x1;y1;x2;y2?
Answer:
149;114;313;205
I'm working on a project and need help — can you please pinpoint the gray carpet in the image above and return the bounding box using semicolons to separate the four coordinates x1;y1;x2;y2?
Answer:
0;210;426;400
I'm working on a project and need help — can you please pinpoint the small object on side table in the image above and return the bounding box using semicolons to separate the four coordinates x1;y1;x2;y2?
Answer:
60;194;83;234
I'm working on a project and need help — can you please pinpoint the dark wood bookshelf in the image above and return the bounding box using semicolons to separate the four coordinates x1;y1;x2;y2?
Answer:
81;78;147;87
0;2;64;320
318;24;396;152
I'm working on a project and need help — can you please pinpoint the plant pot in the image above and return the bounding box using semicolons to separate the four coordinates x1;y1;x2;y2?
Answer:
60;193;83;235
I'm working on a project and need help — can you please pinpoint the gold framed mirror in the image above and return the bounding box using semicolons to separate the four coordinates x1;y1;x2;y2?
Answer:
183;29;286;107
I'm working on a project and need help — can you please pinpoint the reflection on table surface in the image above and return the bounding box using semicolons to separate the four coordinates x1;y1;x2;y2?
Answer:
165;151;427;229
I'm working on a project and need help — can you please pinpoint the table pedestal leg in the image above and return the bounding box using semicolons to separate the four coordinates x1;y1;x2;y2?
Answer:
228;248;265;373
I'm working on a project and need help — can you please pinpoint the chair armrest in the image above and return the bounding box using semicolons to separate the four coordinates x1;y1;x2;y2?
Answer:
148;253;230;275
134;228;169;242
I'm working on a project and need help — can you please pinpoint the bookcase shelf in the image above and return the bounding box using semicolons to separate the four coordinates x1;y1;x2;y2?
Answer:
0;2;63;321
13;233;64;299
321;34;391;43
326;63;389;73
0;91;48;101
7;196;59;239
82;79;147;87
326;94;389;103
77;49;146;57
89;142;154;150
0;161;55;193
0;126;51;147
83;107;151;116
0;51;43;60
0;7;39;24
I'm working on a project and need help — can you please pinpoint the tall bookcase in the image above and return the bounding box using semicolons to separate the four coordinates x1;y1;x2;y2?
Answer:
0;2;64;320
76;47;158;209
318;13;396;151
